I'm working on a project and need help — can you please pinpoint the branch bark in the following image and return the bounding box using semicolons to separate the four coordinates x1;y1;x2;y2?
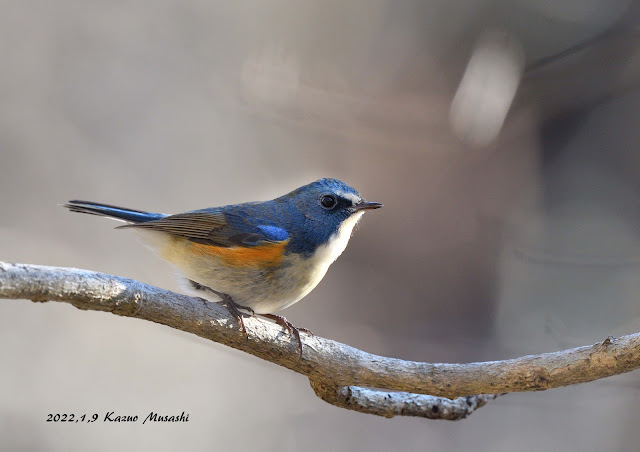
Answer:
2;261;639;419
309;381;499;419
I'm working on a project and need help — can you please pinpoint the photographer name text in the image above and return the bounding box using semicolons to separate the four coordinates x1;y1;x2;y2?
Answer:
46;412;189;424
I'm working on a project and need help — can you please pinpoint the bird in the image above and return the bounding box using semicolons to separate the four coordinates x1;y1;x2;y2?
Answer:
64;178;382;353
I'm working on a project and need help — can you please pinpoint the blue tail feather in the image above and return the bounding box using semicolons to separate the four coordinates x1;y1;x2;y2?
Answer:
64;200;165;223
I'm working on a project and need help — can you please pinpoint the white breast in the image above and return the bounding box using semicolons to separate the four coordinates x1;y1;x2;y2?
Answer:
273;211;365;311
313;211;364;268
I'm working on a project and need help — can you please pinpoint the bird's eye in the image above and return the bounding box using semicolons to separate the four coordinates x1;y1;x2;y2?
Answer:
320;194;337;209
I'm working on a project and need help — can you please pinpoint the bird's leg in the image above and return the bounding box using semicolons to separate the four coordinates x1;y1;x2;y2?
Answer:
188;280;254;337
261;314;313;359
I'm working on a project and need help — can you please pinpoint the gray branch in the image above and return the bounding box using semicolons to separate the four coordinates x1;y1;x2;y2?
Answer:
309;380;500;419
2;262;640;419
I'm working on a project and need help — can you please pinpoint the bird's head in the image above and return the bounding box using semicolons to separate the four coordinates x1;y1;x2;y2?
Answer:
275;178;382;254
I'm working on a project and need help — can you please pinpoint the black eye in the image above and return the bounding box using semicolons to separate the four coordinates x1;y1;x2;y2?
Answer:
320;194;337;209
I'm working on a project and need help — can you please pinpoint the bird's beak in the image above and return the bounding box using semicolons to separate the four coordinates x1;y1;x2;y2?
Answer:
352;200;383;212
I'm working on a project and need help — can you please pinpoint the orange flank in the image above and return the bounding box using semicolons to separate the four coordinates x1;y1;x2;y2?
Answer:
188;240;289;268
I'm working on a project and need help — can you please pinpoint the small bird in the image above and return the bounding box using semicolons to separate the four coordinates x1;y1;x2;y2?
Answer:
64;178;381;350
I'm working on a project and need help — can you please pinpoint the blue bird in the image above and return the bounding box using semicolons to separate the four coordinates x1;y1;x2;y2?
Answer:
64;178;382;348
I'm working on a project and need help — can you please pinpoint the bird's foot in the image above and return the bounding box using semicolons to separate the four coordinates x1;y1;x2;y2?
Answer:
188;280;254;337
217;295;250;337
262;314;313;359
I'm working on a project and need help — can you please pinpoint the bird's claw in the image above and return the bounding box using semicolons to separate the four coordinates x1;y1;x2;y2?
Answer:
262;314;311;359
188;280;252;338
217;295;249;338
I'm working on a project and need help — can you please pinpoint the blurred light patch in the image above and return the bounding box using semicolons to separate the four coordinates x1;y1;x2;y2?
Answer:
450;30;524;148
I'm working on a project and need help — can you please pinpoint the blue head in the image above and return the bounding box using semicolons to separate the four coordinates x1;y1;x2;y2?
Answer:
268;178;382;255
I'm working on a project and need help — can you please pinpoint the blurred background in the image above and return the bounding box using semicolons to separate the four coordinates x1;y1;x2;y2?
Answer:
2;0;640;450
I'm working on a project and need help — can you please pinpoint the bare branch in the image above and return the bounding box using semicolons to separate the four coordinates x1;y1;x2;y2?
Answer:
309;380;500;419
2;261;640;419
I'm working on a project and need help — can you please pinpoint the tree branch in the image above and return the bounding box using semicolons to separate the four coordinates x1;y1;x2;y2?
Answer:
2;261;639;419
309;380;500;419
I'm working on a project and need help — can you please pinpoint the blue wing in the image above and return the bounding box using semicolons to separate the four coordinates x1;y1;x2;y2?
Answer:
119;208;289;248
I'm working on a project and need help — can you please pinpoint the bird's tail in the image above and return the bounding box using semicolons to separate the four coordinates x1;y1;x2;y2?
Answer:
63;200;166;224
